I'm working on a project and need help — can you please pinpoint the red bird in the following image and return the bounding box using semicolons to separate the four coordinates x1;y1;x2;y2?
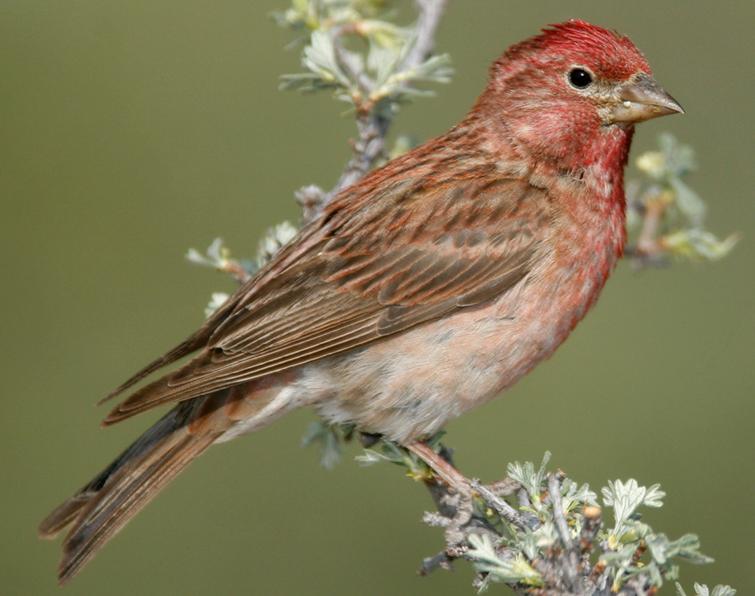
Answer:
39;20;682;582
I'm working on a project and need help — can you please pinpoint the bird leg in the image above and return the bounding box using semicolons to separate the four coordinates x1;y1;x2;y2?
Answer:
407;441;471;495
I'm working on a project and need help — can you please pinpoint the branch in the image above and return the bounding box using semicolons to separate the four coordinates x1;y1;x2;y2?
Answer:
404;0;449;71
471;478;528;532
351;440;721;594
301;0;450;218
548;473;579;592
193;1;453;283
625;134;738;268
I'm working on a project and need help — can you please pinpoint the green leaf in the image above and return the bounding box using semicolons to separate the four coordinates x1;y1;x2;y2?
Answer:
301;420;343;469
677;583;737;596
662;228;740;261
507;451;550;502
256;221;298;267
204;292;230;318
671;178;706;226
466;535;543;587
602;479;665;535
648;533;713;566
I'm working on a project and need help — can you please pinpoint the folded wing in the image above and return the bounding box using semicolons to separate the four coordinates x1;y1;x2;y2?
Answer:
104;173;549;424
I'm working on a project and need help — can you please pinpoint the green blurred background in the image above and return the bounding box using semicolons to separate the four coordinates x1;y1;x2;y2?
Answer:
1;1;752;594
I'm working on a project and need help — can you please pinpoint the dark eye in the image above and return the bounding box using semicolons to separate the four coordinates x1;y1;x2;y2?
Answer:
568;68;593;89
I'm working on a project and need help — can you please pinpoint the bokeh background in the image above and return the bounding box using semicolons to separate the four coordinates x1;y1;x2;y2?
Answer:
1;1;752;594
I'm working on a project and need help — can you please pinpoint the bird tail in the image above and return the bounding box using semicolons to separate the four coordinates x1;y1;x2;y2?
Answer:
38;394;229;584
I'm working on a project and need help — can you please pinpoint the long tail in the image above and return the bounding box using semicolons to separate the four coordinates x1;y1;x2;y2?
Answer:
38;393;232;584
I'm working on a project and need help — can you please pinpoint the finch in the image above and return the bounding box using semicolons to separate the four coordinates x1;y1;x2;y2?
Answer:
39;20;682;582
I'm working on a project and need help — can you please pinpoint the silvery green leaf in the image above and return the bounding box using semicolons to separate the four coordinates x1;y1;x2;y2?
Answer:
466;535;542;586
355;440;406;467
507;452;551;501
370;53;452;106
360;19;409;49
381;439;409;462
368;41;401;86
647;533;671;564
602;479;665;532
666;564;681;581
532;520;558;548
518;531;540;560
185;247;210;267
653;533;713;565
354;449;386;466
663;229;740;261
678;584;736;596
642;483;665;507
466;533;499;563
204;292;229;318
424;430;446;449
412;53;454;83
339;45;365;78
646;561;664;585
278;72;330;92
207;237;224;261
301;420;342;469
671;178;706;226
302;31;351;88
561;478;598;511
636;150;668;180
256;221;298;266
658;132;696;176
385;53;453;93
618;560;665;586
186;237;228;268
600;542;637;564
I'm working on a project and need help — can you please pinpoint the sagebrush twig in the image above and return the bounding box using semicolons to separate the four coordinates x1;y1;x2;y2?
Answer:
304;0;450;216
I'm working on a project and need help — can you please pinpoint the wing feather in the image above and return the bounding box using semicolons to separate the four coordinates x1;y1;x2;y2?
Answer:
104;172;550;424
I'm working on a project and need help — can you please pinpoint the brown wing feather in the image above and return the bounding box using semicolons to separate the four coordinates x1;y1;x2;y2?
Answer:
104;169;550;424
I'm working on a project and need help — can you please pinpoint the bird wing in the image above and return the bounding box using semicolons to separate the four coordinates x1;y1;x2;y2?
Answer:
104;172;549;423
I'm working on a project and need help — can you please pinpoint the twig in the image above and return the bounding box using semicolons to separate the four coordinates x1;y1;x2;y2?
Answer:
404;0;449;71
470;479;528;532
220;260;252;284
549;473;580;591
294;184;326;223
625;189;672;268
548;474;573;550
580;506;602;555
303;0;449;220
635;196;667;256
330;23;374;96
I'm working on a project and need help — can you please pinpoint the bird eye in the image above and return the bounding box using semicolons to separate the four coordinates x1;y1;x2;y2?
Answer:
568;68;593;89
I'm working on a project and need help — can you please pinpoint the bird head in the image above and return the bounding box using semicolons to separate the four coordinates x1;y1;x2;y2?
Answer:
480;20;683;166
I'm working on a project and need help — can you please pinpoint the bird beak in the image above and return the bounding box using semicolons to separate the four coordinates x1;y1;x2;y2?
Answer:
611;73;684;124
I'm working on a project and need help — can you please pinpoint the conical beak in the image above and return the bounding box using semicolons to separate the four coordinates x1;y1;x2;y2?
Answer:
611;73;684;124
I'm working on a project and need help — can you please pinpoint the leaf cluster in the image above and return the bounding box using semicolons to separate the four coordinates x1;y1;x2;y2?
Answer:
318;435;730;594
627;134;738;263
275;0;452;116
